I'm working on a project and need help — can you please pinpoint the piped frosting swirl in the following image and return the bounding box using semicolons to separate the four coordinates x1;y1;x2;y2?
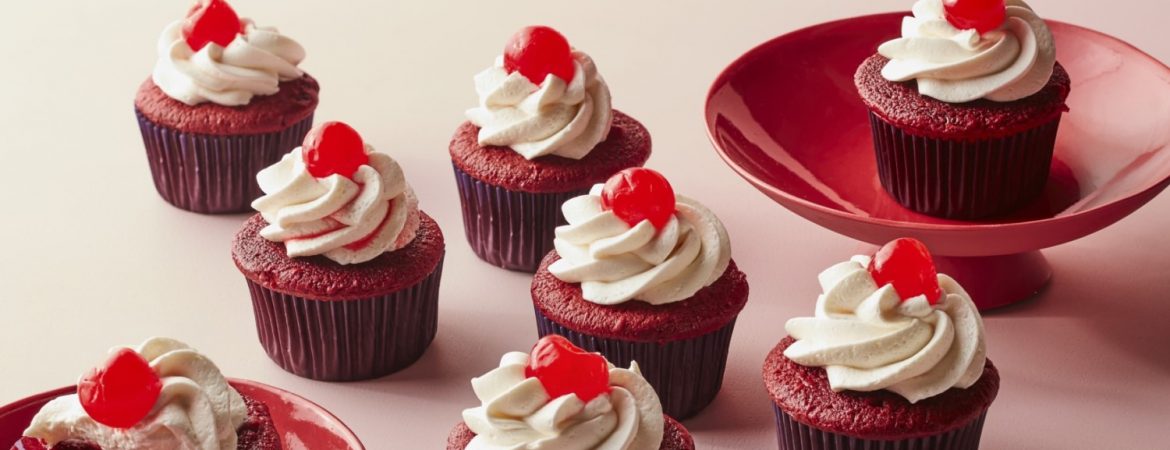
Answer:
252;146;420;265
462;352;663;450
24;338;247;450
783;255;987;403
550;185;731;305
878;0;1055;103
153;18;306;106
466;51;613;160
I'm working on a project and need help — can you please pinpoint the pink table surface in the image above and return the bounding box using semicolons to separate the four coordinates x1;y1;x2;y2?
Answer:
1;1;1167;449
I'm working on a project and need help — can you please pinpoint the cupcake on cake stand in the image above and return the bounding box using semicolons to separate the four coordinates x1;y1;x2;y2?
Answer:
704;13;1170;310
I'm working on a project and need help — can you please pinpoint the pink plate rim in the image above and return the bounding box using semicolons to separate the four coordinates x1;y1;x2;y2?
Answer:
704;12;1170;233
0;378;365;450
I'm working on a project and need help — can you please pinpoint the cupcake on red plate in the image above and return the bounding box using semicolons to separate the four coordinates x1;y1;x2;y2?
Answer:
446;335;694;450
232;121;445;381
14;337;280;450
855;0;1070;219
451;25;651;272
764;238;998;449
531;168;748;419
136;0;318;214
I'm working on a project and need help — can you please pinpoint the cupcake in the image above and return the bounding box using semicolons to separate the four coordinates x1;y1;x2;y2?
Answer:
232;121;445;381
855;0;1070;219
531;168;748;419
764;238;998;449
451;25;651;272
14;337;281;450
446;335;694;450
136;0;318;214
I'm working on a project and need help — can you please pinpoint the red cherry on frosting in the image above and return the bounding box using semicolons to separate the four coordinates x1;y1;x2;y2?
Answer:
601;168;677;229
77;348;163;429
867;238;943;305
302;121;369;179
182;0;243;51
503;26;576;85
944;0;1007;34
524;336;611;403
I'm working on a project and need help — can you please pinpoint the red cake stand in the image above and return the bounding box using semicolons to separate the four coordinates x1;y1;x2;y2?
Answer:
0;379;365;449
705;13;1170;310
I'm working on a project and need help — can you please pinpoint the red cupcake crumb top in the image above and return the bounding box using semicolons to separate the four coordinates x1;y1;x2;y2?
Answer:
449;110;651;193
855;54;1069;139
532;252;748;342
134;75;319;136
232;212;444;300
764;337;999;439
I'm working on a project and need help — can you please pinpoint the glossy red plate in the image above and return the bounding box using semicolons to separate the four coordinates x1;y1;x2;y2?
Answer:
706;13;1170;310
0;379;364;450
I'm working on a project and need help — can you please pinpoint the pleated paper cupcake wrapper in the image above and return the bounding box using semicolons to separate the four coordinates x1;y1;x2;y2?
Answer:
869;111;1060;220
773;404;988;450
245;256;444;382
136;109;314;214
453;165;587;273
535;308;737;420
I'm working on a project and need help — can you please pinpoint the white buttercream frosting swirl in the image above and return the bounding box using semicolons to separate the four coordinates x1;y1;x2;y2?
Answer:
462;352;663;450
878;0;1055;103
152;18;306;106
465;51;613;160
251;146;421;265
783;255;987;403
24;338;247;450
550;185;731;306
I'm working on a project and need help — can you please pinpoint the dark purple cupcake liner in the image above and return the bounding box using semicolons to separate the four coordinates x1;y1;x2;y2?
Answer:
773;403;987;450
535;308;737;420
135;109;314;215
453;164;587;273
245;255;444;381
869;111;1060;219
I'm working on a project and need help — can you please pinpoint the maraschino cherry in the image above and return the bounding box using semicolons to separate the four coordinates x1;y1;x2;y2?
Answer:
525;336;611;402
182;0;242;51
601;168;677;229
77;348;163;429
504;26;576;85
867;238;943;305
302;121;369;179
944;0;1007;34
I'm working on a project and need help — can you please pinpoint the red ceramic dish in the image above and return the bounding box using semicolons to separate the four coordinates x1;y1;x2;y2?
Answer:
705;13;1170;309
0;379;364;450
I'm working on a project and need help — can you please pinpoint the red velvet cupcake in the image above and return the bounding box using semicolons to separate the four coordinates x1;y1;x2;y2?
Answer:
232;122;445;381
15;338;283;450
764;239;998;449
531;168;748;419
856;0;1070;219
446;336;695;450
451;25;650;272
135;0;318;214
